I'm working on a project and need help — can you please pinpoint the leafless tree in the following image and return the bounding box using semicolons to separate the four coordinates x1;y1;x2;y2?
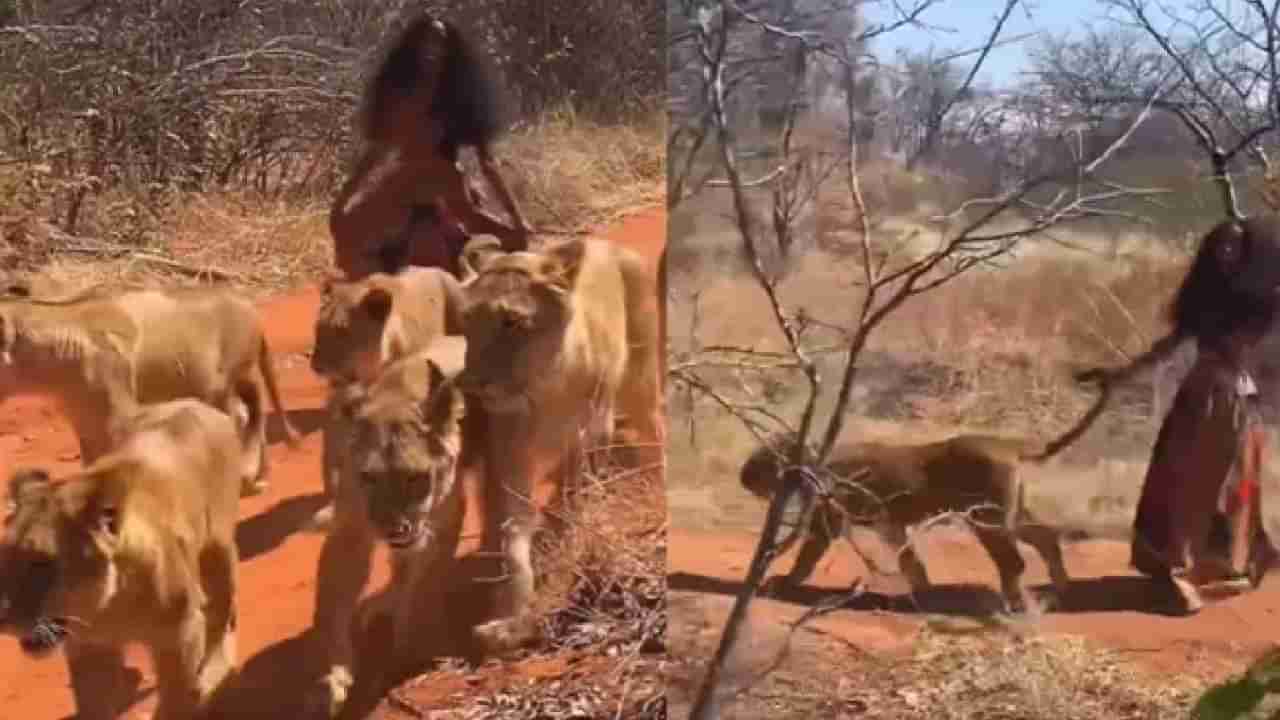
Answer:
1029;1;1280;415
667;1;1168;717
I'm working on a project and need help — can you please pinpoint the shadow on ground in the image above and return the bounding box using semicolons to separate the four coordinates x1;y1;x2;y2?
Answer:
236;493;329;561
668;571;1182;617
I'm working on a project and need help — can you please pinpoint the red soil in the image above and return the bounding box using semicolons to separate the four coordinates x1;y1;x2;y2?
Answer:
0;206;667;719
669;524;1280;684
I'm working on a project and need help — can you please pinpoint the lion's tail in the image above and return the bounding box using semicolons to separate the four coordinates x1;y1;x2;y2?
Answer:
1021;378;1113;463
258;333;300;448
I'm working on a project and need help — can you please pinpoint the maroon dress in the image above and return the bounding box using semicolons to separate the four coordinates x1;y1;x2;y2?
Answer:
1131;338;1277;586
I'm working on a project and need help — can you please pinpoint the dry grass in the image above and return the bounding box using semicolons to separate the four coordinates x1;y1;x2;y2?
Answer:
373;454;669;719
1;107;666;297
666;628;1200;719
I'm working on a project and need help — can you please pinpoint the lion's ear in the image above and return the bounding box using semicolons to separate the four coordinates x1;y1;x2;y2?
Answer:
53;474;121;539
8;468;51;507
460;236;504;284
540;239;586;292
360;287;394;324
424;360;465;429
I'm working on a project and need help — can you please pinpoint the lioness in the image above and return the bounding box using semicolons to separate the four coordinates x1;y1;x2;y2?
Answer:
455;236;664;650
310;268;466;528
0;285;298;495
742;415;1107;614
0;395;245;720
308;337;473;718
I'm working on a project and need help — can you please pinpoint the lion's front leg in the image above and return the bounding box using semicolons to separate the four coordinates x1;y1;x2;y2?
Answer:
308;519;376;718
148;609;208;720
64;639;129;720
474;422;543;655
196;539;239;701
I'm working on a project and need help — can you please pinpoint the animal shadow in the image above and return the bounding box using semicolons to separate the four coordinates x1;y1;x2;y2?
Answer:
268;408;328;444
235;493;329;561
670;571;1188;617
206;629;318;718
56;667;149;720
1031;575;1191;615
668;571;1006;616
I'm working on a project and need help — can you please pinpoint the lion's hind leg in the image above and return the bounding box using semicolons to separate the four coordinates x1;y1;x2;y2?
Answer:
609;249;666;475
1016;510;1071;601
224;379;268;497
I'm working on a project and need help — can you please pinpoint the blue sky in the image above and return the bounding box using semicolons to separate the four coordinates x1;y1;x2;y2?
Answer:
861;1;1110;88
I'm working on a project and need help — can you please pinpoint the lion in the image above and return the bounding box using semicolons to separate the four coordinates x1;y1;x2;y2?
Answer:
741;388;1111;615
0;393;245;720
0;285;299;496
454;236;665;651
330;11;532;281
307;336;474;718
309;266;466;529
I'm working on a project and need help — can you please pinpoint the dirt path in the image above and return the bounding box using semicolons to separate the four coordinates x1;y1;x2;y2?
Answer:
0;206;667;720
669;524;1280;685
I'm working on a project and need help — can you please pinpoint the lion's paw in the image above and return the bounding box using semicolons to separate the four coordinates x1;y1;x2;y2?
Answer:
240;477;269;498
304;667;353;719
472;616;540;657
305;503;337;534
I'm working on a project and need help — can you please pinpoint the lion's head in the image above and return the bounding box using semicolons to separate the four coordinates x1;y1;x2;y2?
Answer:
739;436;826;502
740;443;788;501
312;278;399;384
455;239;585;414
0;466;129;658
338;351;465;551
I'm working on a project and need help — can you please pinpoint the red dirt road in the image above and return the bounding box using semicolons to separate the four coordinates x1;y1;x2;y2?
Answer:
669;524;1280;683
0;207;667;720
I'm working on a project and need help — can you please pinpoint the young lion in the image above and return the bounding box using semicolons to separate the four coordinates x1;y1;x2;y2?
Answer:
309;267;466;529
0;394;245;720
455;236;664;651
308;337;473;718
741;434;1085;614
0;285;298;495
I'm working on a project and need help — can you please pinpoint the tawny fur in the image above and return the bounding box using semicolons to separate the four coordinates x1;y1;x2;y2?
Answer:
0;398;244;720
454;236;664;652
742;434;1088;614
307;338;473;718
309;267;467;530
0;285;298;496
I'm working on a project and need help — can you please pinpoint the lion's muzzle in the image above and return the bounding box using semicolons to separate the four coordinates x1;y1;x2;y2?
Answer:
18;617;67;658
383;517;430;551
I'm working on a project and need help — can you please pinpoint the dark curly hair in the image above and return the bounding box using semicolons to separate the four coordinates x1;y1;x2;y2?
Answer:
1170;214;1280;349
359;12;510;162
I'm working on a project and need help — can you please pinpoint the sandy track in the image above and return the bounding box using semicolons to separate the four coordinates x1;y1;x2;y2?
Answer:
0;206;667;719
669;523;1280;684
